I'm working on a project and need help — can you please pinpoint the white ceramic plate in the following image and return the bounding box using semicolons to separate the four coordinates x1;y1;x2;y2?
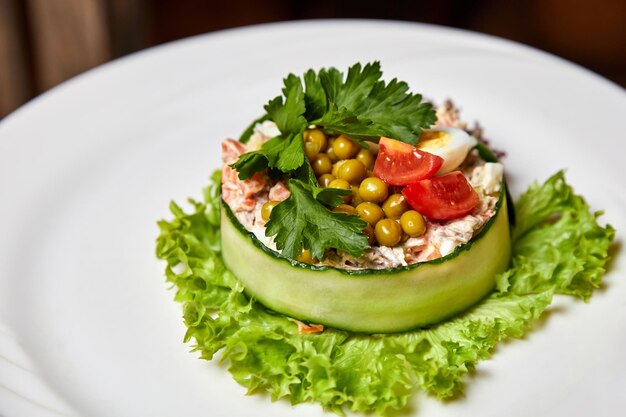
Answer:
1;20;624;417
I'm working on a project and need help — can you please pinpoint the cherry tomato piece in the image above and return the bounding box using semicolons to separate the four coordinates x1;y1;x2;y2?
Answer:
402;171;479;220
372;137;443;186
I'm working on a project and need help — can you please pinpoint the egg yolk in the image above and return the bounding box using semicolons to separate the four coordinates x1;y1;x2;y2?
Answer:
417;131;450;151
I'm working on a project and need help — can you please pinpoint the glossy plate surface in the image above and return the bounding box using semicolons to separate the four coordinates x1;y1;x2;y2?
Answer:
0;20;624;417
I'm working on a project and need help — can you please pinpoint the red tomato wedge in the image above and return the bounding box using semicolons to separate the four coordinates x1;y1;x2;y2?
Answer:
372;137;443;186
402;171;479;220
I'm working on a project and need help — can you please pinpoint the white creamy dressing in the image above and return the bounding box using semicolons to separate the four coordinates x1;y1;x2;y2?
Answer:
252;226;278;251
247;121;280;151
470;162;503;195
377;246;409;267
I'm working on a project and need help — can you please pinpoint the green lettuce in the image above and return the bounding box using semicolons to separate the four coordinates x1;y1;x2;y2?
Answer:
155;170;614;415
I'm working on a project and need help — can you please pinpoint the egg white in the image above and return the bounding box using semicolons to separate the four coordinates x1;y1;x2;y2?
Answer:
417;127;477;174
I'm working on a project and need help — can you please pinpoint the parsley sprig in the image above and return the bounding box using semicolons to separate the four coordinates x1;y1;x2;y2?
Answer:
265;180;368;260
230;62;437;259
304;62;436;142
232;61;436;179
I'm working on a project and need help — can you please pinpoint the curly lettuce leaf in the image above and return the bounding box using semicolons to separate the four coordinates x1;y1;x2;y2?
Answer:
497;171;615;300
156;171;614;415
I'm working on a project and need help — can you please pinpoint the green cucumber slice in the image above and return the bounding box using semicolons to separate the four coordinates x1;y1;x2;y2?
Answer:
221;190;510;333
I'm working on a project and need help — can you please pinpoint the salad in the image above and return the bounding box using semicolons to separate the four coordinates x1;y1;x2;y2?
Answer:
220;112;510;332
156;62;614;414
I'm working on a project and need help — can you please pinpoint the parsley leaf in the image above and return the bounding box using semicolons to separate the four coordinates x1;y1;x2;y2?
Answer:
232;74;308;179
265;179;369;260
312;62;437;144
303;69;326;120
264;74;307;135
232;132;305;180
262;133;305;172
293;160;318;187
332;62;382;111
311;186;351;208
230;151;268;180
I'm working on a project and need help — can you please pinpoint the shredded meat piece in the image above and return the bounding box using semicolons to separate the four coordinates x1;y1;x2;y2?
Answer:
269;181;290;202
420;244;442;262
290;319;324;334
403;237;428;264
221;139;247;165
435;99;467;129
221;138;267;213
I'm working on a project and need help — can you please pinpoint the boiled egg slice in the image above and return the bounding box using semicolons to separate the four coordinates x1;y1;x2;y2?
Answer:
417;127;477;174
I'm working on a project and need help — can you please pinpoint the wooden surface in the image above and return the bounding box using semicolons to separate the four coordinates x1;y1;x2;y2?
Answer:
0;0;31;117
0;0;112;118
28;0;111;91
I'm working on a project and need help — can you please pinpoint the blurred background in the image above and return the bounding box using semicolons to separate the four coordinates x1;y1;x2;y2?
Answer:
1;0;625;118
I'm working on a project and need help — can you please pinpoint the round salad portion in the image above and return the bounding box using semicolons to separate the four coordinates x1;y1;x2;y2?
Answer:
221;94;511;332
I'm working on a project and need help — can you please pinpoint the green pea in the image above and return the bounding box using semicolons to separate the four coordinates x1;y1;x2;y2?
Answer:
358;177;388;203
382;194;408;219
332;135;358;160
356;202;384;226
336;159;366;184
261;201;279;221
304;129;328;152
312;153;332;176
400;210;426;237
374;218;402;247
